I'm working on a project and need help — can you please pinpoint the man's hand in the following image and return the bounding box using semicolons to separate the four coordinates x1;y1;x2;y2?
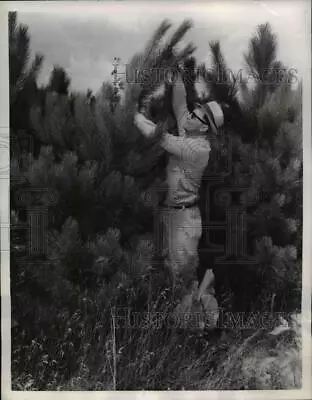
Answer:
134;112;168;143
137;91;150;116
134;112;157;138
154;120;168;141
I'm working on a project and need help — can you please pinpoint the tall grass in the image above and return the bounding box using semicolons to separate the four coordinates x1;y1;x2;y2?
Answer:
12;261;302;390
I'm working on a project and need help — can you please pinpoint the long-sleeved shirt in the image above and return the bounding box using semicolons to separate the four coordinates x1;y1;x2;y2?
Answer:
134;112;210;206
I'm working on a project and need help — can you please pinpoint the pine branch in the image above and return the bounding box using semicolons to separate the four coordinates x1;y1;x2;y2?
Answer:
244;23;277;79
124;19;195;112
200;40;239;116
16;25;30;77
9;12;17;42
167;19;193;52
29;53;44;81
175;43;197;63
142;19;172;66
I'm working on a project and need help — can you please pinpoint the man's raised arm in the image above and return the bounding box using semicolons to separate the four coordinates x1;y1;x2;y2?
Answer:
134;112;210;164
171;71;189;135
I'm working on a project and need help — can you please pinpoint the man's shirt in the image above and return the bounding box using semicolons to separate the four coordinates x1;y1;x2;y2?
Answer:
134;113;210;206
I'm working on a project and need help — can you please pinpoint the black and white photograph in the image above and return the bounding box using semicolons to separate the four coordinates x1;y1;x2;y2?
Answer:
1;0;311;396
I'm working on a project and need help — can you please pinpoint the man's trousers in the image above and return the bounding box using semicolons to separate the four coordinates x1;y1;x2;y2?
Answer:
155;205;202;290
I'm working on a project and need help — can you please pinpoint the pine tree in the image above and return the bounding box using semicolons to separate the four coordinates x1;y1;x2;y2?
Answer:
47;65;71;95
197;22;302;313
99;82;118;113
9;11;44;158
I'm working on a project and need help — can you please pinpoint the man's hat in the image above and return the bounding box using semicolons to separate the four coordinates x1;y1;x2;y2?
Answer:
201;101;224;134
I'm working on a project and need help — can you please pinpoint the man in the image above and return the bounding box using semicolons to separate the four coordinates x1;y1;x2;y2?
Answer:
134;71;224;329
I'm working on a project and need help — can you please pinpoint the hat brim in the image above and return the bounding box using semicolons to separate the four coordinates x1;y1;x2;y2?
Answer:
201;102;221;135
193;103;214;133
206;112;218;135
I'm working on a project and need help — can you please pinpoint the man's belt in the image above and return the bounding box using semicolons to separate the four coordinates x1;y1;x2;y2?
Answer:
161;200;199;210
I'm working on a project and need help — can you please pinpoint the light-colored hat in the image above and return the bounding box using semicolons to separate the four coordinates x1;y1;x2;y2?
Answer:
202;101;224;134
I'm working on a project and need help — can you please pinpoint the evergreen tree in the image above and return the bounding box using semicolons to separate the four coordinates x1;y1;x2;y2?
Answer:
9;11;44;158
196;22;302;313
99;82;118;112
48;65;71;95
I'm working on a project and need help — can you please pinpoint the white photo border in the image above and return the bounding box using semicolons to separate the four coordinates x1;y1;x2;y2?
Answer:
1;1;311;399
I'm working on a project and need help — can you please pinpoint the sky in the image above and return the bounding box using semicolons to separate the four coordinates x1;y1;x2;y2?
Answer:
15;0;309;94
